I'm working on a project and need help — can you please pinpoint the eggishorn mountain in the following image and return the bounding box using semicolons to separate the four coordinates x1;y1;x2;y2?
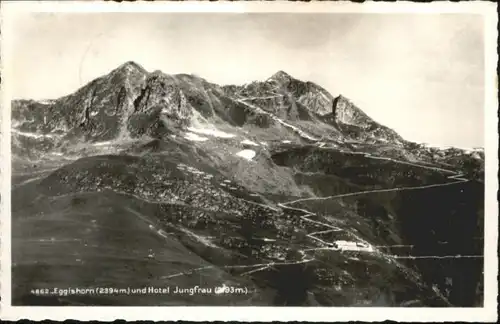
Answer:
11;61;484;306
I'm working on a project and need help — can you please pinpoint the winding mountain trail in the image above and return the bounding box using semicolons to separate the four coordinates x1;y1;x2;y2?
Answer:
26;138;474;289
161;153;474;283
278;154;472;262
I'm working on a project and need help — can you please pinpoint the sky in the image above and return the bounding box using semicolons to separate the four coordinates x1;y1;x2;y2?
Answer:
9;12;485;148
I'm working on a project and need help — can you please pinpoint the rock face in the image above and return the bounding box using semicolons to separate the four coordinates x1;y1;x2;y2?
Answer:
12;62;193;142
329;94;405;144
333;95;369;127
11;61;484;307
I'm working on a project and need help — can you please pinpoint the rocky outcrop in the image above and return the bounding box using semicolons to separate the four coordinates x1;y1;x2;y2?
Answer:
331;94;404;144
12;62;195;142
333;95;372;128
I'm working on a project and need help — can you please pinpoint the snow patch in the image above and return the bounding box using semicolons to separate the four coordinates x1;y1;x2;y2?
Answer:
12;130;57;139
187;126;235;139
235;149;256;161
257;237;277;242
282;140;292;144
92;141;113;146
241;139;259;146
183;132;208;142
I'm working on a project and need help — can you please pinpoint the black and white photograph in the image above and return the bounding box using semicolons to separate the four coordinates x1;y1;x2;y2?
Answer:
0;1;497;322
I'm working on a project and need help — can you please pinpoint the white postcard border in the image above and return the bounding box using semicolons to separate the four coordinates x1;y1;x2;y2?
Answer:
0;1;497;322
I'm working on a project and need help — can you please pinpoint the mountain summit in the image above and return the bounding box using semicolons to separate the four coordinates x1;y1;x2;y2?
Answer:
268;70;294;83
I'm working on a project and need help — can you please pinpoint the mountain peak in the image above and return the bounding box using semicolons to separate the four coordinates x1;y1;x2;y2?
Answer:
269;70;293;83
113;61;147;74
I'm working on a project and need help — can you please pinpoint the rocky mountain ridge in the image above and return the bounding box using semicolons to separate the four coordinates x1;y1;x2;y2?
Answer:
12;61;483;175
